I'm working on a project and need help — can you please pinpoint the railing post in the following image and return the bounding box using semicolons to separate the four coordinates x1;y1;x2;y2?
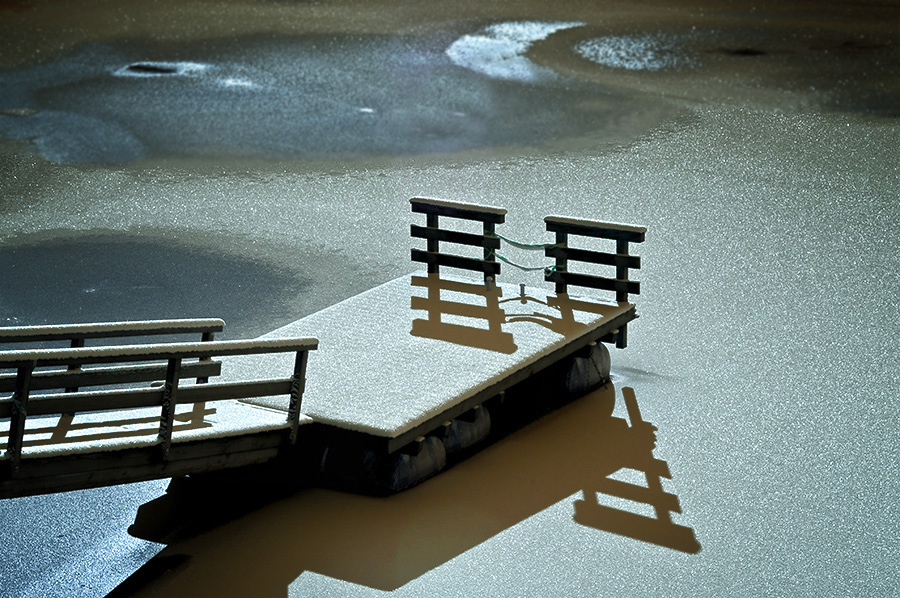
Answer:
193;330;215;424
158;357;182;459
65;337;84;393
554;231;568;295
483;221;496;284
616;239;630;303
426;213;439;275
287;350;309;444
6;361;35;473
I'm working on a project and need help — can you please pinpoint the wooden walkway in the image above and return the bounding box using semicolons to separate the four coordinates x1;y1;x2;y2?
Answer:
0;320;316;498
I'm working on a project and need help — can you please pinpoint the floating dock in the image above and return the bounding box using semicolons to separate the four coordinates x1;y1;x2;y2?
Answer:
0;198;646;498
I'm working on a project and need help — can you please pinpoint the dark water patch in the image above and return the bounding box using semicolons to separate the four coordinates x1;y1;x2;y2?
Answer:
0;33;662;164
125;62;180;75
0;231;311;338
719;47;766;56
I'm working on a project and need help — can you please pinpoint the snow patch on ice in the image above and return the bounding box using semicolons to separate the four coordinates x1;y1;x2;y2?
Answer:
221;77;258;89
575;35;695;71
447;21;584;83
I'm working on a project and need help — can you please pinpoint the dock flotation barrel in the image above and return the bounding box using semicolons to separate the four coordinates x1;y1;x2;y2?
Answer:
565;342;611;395
442;405;491;456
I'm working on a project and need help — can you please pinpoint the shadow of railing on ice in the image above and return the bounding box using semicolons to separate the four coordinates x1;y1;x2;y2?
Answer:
120;384;699;596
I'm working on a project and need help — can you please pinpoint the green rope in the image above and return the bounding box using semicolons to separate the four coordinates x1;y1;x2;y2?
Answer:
489;232;558;251
487;249;557;274
485;232;558;273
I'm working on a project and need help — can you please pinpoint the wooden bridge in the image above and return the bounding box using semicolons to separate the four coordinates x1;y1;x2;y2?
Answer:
1;197;646;498
0;320;316;498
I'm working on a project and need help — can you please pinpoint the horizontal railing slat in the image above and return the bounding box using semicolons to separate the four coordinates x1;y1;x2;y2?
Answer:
0;318;225;343
410;225;501;249
0;338;318;368
0;379;294;419
545;216;646;243
546;271;640;296
410;197;507;223
411;250;501;275
545;246;641;269
0;361;222;393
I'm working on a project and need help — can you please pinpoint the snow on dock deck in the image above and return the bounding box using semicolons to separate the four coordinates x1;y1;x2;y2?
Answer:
0;399;293;459
230;272;634;440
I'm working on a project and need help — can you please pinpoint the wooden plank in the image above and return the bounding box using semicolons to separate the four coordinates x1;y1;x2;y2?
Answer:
0;337;319;368
545;246;641;269
545;271;640;296
0;361;222;394
411;197;506;223
545;215;646;243
0;448;280;498
410;225;501;249
0;433;288;498
0;318;225;343
6;430;287;480
0;379;294;419
411;249;501;275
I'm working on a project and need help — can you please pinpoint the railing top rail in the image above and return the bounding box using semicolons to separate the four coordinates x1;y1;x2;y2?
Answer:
545;215;646;242
0;337;318;368
0;318;226;343
411;197;507;223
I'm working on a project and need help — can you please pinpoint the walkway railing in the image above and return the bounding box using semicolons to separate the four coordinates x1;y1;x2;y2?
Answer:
410;197;507;282
544;216;645;302
0;337;318;475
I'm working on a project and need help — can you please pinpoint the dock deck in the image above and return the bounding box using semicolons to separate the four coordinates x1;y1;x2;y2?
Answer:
231;272;634;452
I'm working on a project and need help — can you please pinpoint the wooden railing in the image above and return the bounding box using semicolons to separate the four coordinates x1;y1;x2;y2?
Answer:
0;318;224;392
410;197;507;281
544;216;646;302
0;337;318;472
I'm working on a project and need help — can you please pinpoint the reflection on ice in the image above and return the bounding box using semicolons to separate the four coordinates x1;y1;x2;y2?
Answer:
576;34;695;71
446;21;583;83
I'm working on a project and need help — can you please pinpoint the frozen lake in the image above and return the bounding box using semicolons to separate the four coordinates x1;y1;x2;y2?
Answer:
1;1;898;596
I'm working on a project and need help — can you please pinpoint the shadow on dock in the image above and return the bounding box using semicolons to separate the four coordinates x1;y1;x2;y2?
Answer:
116;384;699;596
409;273;621;354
